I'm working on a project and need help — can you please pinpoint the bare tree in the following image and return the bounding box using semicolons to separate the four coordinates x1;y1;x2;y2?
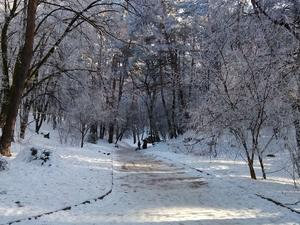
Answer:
0;0;37;156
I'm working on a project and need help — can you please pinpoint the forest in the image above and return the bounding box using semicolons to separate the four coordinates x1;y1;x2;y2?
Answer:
0;1;300;225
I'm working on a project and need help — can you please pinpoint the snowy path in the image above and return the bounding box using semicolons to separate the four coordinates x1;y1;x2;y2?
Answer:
15;145;300;225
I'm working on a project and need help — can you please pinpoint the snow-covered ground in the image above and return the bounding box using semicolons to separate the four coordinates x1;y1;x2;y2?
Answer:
1;129;300;225
0;131;114;224
145;141;300;224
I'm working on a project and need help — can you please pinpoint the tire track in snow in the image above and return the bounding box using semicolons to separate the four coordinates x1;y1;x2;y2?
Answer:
255;194;300;215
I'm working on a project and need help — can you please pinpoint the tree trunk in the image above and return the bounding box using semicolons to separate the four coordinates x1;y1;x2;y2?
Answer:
89;123;98;144
249;147;257;180
52;116;57;130
0;23;11;128
171;87;177;138
0;0;18;128
170;49;186;135
258;155;267;179
159;58;174;139
34;95;50;134
20;99;31;139
34;112;40;133
115;125;119;141
147;101;159;141
0;0;37;156
108;123;114;144
107;77;117;144
133;128;137;144
35;112;47;134
115;130;124;145
99;124;105;139
247;158;257;180
81;131;85;148
291;102;300;178
232;129;257;180
294;117;300;154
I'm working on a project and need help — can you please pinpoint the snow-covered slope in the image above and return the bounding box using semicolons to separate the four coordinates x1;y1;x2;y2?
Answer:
0;131;114;224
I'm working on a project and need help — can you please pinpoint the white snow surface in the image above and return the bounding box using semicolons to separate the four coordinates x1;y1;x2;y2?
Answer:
0;132;113;224
0;131;300;225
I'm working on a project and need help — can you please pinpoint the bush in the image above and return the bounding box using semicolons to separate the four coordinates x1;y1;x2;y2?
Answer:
144;135;160;144
0;157;8;171
30;148;52;165
16;147;55;166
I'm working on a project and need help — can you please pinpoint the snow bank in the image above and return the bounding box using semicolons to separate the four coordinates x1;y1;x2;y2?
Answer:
0;126;114;224
15;146;61;167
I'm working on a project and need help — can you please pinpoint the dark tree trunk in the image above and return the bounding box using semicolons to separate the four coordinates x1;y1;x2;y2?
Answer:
52;116;57;130
258;155;266;179
171;87;177;139
133;128;137;144
80;123;88;148
115;125;119;141
0;0;37;156
99;124;105;139
35;113;43;134
290;100;300;178
89;123;98;144
108;123;114;144
231;129;257;180
115;130;124;145
20;99;31;139
159;58;174;139
247;147;257;180
0;0;18;128
81;131;85;148
248;159;257;180
146;85;159;142
107;77;117;144
294;118;300;155
34;94;50;134
147;104;159;142
170;49;186;135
